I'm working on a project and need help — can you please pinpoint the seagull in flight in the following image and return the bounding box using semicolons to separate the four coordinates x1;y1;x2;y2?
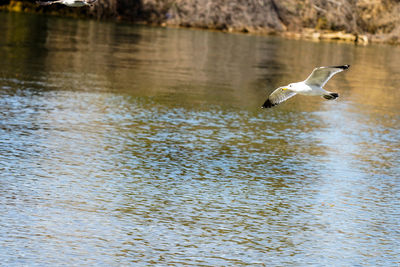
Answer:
37;0;97;7
261;65;350;108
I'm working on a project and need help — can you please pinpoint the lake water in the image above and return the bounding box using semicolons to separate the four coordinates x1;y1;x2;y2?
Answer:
0;12;399;266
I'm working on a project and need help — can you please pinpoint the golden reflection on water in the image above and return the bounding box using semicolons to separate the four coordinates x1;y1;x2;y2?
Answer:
0;12;399;266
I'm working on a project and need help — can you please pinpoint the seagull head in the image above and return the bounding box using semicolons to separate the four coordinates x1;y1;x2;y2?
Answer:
282;83;294;91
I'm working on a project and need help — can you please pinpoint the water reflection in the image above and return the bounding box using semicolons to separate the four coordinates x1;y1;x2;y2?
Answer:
0;12;399;266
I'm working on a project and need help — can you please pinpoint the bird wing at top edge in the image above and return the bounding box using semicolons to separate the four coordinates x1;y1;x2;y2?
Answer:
304;65;350;87
36;1;55;5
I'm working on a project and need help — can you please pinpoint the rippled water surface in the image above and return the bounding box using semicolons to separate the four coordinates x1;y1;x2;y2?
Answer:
0;12;399;266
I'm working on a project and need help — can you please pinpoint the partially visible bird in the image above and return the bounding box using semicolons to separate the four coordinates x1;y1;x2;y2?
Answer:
36;0;97;7
261;65;350;108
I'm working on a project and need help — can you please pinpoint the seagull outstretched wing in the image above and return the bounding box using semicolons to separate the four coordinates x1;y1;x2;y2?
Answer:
304;65;349;87
37;0;61;5
261;87;297;108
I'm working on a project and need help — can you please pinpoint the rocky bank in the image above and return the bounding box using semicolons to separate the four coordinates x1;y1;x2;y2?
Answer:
1;0;400;44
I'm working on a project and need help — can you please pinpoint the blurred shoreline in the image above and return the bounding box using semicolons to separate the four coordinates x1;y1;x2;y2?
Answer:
1;0;399;45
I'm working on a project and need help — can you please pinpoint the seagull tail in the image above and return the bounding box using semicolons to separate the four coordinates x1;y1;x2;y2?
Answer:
323;92;339;100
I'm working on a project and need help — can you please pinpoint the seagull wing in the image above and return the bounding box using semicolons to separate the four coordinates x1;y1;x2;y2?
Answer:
36;0;62;5
304;65;350;87
261;87;297;108
36;1;55;5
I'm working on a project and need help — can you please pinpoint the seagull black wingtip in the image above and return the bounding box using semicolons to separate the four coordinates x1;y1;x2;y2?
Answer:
261;99;275;109
331;64;350;70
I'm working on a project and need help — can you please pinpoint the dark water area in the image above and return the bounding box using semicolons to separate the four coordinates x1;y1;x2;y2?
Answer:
0;12;399;266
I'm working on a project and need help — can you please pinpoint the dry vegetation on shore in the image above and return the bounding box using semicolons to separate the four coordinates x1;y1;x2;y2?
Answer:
1;0;399;45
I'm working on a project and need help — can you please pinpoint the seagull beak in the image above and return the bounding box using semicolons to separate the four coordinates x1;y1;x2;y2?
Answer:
282;87;288;91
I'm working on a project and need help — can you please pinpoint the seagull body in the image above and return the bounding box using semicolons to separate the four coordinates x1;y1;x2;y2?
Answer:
37;0;97;7
262;65;350;108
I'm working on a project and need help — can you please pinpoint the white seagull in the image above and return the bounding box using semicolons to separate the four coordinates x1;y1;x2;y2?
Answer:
36;0;97;7
261;65;350;108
